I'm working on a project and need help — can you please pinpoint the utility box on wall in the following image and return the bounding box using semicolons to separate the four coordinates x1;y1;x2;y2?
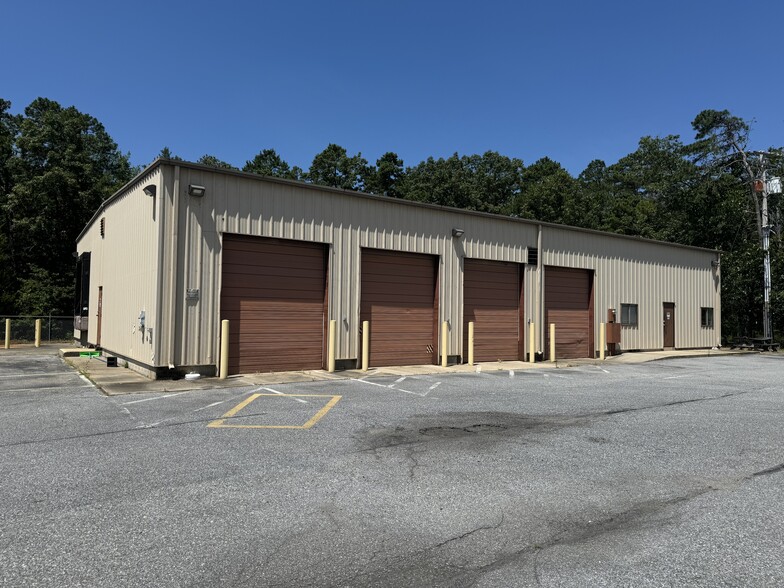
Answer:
606;308;621;355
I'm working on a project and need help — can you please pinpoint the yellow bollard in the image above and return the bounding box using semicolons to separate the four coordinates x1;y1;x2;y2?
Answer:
529;322;536;364
4;318;10;349
328;319;336;372
35;319;41;348
361;320;369;371
468;321;474;366
599;322;606;361
219;319;229;379
549;323;555;362
442;321;448;367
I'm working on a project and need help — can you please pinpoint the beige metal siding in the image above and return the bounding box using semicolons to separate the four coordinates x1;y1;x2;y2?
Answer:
171;166;535;369
75;168;163;365
543;226;721;351
87;162;719;371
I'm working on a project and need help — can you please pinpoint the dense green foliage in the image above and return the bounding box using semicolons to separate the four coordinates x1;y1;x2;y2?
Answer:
1;97;781;341
0;98;135;315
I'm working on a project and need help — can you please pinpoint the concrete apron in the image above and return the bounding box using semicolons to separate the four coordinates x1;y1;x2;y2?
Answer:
58;348;758;396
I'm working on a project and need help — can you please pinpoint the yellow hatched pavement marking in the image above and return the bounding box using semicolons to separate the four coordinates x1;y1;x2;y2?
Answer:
207;394;341;429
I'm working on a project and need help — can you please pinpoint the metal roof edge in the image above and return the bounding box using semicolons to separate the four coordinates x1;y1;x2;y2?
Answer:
77;158;720;255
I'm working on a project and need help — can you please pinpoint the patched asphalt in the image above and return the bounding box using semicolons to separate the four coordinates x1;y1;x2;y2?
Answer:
1;351;783;587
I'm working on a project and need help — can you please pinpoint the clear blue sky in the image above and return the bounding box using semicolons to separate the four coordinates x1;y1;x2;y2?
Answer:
3;0;783;175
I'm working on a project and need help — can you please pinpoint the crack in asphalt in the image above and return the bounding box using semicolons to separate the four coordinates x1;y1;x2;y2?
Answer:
433;515;506;549
599;389;750;416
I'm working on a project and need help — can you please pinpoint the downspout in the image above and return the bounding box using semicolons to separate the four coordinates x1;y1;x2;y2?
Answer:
167;165;181;369
153;171;166;367
536;224;543;356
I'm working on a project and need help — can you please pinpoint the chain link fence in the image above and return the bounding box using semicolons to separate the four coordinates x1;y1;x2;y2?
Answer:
1;316;75;343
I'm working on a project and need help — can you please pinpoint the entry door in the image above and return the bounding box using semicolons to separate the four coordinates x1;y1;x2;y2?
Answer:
96;286;103;346
663;302;675;348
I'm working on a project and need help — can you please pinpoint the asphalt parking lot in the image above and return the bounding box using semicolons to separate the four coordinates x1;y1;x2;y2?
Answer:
1;351;783;587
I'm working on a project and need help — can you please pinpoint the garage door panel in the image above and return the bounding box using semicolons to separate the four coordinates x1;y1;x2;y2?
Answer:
545;266;593;359
221;235;326;374
219;279;324;303
222;263;325;279
463;259;521;362
361;249;437;367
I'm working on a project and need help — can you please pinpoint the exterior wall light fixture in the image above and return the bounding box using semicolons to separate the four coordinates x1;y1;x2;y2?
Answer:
452;228;465;239
188;184;206;197
143;184;156;197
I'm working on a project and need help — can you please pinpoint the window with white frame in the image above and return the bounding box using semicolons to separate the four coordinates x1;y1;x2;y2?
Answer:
701;307;714;328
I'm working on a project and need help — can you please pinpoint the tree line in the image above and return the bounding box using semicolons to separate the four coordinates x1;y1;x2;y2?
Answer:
1;96;782;340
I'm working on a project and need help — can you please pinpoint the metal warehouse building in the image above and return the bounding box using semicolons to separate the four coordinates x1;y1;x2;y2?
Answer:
74;159;721;378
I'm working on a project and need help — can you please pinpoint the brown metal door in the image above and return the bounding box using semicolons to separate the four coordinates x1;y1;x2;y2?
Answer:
544;266;594;359
663;302;675;348
360;249;438;367
220;235;327;374
463;259;522;362
96;286;103;347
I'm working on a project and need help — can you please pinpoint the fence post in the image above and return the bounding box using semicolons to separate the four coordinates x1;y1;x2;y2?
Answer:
4;318;9;349
35;319;41;348
48;312;52;342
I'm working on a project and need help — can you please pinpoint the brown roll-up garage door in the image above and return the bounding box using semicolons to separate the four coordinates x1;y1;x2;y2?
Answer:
545;266;594;359
463;259;522;362
360;249;438;367
220;235;327;374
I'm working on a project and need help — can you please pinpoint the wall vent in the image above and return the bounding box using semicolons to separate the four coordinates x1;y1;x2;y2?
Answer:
100;217;105;238
527;247;538;265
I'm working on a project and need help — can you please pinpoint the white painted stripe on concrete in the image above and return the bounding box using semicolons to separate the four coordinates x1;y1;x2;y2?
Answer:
428;382;442;391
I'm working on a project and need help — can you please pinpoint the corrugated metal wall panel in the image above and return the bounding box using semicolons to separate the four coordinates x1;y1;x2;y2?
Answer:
543;226;721;352
171;167;539;369
76;168;162;365
121;165;720;370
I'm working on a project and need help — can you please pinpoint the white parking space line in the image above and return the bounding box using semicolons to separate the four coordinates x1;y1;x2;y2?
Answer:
1;384;94;393
664;374;694;380
0;373;71;379
350;377;439;397
193;400;227;413
121;391;189;405
389;376;407;388
596;367;610;373
261;386;308;404
135;416;178;429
